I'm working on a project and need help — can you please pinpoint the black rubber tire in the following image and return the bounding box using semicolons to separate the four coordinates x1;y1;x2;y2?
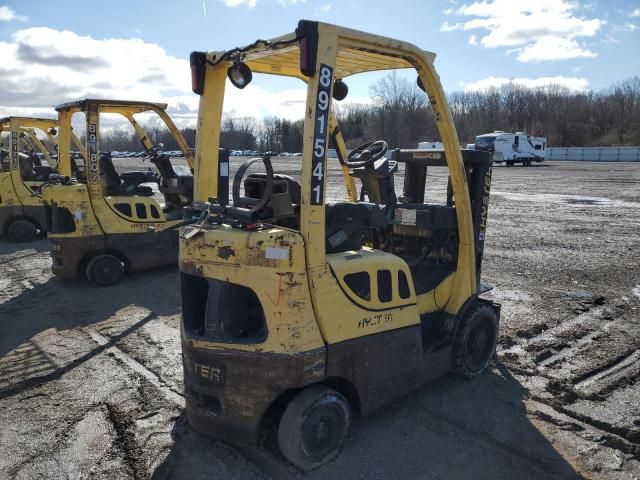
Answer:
7;219;38;242
277;386;351;471
452;302;498;379
85;254;124;287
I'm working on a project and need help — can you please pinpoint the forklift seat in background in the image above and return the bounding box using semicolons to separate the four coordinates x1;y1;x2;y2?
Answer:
99;153;122;195
33;165;54;181
18;154;37;181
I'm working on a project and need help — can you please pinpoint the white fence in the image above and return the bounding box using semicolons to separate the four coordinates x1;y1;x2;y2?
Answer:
547;147;640;162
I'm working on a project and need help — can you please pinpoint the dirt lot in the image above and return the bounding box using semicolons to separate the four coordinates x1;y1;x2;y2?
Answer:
1;160;639;479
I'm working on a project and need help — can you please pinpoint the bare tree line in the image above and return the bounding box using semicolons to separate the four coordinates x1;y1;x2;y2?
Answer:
99;74;640;152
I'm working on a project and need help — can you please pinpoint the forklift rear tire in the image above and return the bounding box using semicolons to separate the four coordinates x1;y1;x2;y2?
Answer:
452;302;498;379
85;254;124;287
277;385;351;471
7;219;38;242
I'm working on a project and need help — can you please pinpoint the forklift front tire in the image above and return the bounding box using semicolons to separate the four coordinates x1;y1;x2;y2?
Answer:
7;219;38;242
85;254;124;287
452;302;498;379
277;385;352;471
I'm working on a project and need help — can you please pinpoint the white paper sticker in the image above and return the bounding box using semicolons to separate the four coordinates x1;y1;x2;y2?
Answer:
265;247;288;260
400;209;417;226
220;162;229;177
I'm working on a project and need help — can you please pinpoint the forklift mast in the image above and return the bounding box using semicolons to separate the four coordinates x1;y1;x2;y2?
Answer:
390;148;493;287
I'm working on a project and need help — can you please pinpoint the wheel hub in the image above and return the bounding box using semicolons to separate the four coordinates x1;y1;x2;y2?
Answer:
301;404;345;460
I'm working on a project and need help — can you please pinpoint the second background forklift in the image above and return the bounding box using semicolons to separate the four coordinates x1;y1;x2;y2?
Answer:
0;116;62;242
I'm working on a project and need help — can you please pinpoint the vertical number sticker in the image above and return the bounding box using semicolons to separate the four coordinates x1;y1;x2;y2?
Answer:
88;122;99;185
86;105;100;195
310;64;333;205
10;131;18;171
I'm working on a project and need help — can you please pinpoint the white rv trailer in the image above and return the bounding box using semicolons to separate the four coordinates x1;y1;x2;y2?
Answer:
473;131;546;166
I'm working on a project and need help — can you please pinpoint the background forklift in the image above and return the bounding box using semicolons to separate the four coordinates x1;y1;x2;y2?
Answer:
0;117;61;242
42;99;195;287
180;21;500;470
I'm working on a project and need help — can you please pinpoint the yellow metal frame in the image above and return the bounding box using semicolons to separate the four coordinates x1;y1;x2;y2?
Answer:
186;20;477;352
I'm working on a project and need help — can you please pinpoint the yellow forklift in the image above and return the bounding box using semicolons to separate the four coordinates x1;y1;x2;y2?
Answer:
42;99;196;287
180;21;500;469
0;117;62;242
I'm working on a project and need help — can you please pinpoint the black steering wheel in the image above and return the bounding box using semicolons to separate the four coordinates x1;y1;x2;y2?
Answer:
345;140;388;168
232;157;274;214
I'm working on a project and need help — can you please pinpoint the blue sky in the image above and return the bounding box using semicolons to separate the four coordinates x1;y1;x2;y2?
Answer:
0;0;638;124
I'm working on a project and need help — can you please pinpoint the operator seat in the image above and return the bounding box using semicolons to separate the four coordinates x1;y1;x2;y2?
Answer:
18;153;37;181
99;153;122;195
243;173;301;226
100;153;155;196
151;153;194;207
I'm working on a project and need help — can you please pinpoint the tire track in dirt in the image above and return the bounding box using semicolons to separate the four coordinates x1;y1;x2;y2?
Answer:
86;328;184;406
84;322;292;479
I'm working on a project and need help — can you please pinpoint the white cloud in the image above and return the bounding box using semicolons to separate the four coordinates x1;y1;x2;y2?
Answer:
515;37;597;62
0;5;27;22
460;75;590;92
630;7;640;17
313;2;331;14
0;27;323;127
220;0;306;7
220;0;258;7
441;0;603;62
468;34;477;45
613;22;639;32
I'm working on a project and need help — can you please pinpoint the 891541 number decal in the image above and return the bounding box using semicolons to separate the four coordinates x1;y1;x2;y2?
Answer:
10;131;18;170
310;64;333;205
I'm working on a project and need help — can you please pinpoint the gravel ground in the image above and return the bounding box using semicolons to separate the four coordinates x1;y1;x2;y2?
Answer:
1;159;639;479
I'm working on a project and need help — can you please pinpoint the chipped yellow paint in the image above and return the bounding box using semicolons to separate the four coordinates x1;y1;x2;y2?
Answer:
180;226;325;354
41;183;102;236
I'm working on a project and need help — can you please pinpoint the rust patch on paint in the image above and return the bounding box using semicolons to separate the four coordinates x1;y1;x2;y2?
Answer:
217;246;236;259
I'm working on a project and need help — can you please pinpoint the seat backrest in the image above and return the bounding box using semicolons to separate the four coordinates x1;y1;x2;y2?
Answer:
99;154;122;194
242;173;301;220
